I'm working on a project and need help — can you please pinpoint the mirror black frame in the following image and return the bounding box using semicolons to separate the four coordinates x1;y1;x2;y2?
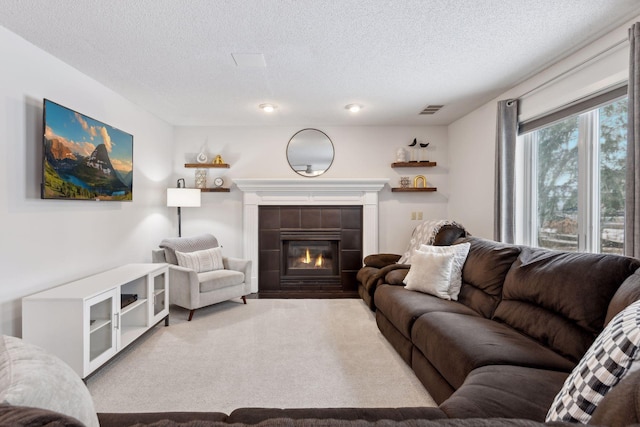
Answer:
286;128;335;177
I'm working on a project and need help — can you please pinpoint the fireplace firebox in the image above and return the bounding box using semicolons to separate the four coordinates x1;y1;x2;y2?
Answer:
281;231;341;286
258;206;362;297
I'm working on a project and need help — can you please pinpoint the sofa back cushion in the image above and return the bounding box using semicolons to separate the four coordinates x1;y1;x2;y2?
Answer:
456;237;521;318
605;268;640;325
493;247;640;362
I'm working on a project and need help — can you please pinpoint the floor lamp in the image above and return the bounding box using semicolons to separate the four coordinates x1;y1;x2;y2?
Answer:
167;178;201;237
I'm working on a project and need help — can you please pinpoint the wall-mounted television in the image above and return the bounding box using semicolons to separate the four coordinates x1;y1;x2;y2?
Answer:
42;99;133;201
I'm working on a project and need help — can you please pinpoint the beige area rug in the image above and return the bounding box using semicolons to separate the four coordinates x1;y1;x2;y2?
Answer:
86;299;436;414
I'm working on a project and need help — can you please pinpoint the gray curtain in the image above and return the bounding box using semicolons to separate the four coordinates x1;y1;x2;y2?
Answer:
494;99;518;243
626;23;640;258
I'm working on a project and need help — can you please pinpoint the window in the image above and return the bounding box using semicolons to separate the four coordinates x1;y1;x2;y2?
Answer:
520;96;627;254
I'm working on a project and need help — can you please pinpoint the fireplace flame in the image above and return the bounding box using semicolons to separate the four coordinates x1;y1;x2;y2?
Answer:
303;248;311;264
315;254;323;267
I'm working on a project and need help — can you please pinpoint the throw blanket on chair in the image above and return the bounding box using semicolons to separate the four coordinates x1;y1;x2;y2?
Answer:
397;220;467;264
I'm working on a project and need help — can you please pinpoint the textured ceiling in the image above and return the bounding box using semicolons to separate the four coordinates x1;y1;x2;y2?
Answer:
1;0;639;126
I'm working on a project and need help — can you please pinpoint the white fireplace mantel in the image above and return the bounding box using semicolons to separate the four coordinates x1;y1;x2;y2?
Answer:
234;178;389;293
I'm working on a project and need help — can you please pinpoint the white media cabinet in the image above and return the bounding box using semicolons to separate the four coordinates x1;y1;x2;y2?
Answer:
22;263;169;379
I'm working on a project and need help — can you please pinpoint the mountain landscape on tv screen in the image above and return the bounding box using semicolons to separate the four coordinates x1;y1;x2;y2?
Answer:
42;100;133;201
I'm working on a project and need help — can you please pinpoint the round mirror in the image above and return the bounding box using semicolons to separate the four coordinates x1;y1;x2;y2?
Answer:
286;129;334;177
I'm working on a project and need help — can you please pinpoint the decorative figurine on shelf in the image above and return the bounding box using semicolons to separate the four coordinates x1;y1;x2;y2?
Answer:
414;175;427;188
408;138;418;162
400;176;410;188
396;147;407;163
419;142;430;162
213;154;225;165
196;151;208;163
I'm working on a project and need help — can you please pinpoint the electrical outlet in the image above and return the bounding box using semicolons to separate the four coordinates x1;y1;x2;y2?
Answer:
418;212;423;220
411;212;416;220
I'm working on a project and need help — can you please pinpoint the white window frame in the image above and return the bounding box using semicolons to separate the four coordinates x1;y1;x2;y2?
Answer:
519;109;603;253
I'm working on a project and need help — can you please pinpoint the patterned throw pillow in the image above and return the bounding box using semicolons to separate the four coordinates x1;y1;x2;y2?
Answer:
546;299;640;424
175;247;224;273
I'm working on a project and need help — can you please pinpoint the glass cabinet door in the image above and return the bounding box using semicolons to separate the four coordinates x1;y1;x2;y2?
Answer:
150;268;169;324
86;289;118;375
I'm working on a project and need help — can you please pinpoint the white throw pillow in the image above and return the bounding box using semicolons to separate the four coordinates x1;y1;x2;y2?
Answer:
0;335;99;427
546;299;640;424
175;247;224;273
418;243;470;300
403;249;456;300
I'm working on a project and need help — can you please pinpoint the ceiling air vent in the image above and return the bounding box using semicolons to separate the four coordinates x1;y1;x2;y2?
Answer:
419;105;444;115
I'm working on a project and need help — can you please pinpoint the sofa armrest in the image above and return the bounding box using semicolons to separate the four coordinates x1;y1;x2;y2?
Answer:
384;264;410;285
363;253;402;268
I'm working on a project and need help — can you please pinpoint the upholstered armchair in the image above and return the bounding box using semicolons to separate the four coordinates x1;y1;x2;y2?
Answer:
152;234;251;321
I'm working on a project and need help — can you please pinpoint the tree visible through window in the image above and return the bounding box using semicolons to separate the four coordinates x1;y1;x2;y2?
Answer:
599;99;627;254
523;97;626;254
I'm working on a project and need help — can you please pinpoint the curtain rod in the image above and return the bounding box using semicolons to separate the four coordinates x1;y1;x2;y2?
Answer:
516;38;628;101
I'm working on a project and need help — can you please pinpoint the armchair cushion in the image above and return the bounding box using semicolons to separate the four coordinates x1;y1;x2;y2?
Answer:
176;247;224;273
199;270;246;293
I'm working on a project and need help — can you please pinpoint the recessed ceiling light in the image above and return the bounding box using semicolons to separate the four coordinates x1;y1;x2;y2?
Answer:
345;104;363;113
259;103;277;113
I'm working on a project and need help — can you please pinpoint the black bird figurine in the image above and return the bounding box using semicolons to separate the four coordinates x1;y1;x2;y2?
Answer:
419;142;429;148
408;138;417;147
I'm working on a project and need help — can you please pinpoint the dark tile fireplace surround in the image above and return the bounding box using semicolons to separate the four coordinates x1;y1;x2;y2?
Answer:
258;205;363;298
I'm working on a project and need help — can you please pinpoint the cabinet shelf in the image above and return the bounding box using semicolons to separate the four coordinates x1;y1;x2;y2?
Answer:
89;318;111;334
391;161;437;168
391;187;437;192
184;163;230;168
121;298;147;315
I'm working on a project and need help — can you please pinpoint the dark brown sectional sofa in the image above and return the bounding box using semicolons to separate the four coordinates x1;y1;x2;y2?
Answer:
5;235;640;426
370;236;640;422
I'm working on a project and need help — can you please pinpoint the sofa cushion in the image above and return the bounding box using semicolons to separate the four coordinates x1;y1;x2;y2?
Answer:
403;250;456;299
0;335;99;427
455;237;521;318
160;233;220;265
493;247;640;362
440;366;568;422
411;312;575;390
227;407;447;424
199;270;245;293
97;411;229;427
375;285;479;340
176;247;224;272
0;404;85;426
546;299;640;424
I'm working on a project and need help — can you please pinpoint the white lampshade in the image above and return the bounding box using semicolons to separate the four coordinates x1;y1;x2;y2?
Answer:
167;188;201;207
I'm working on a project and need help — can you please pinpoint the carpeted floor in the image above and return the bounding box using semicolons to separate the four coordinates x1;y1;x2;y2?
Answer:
86;299;436;414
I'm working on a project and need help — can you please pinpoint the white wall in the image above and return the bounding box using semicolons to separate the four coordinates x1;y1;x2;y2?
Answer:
447;15;639;239
173;125;450;258
0;26;175;336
